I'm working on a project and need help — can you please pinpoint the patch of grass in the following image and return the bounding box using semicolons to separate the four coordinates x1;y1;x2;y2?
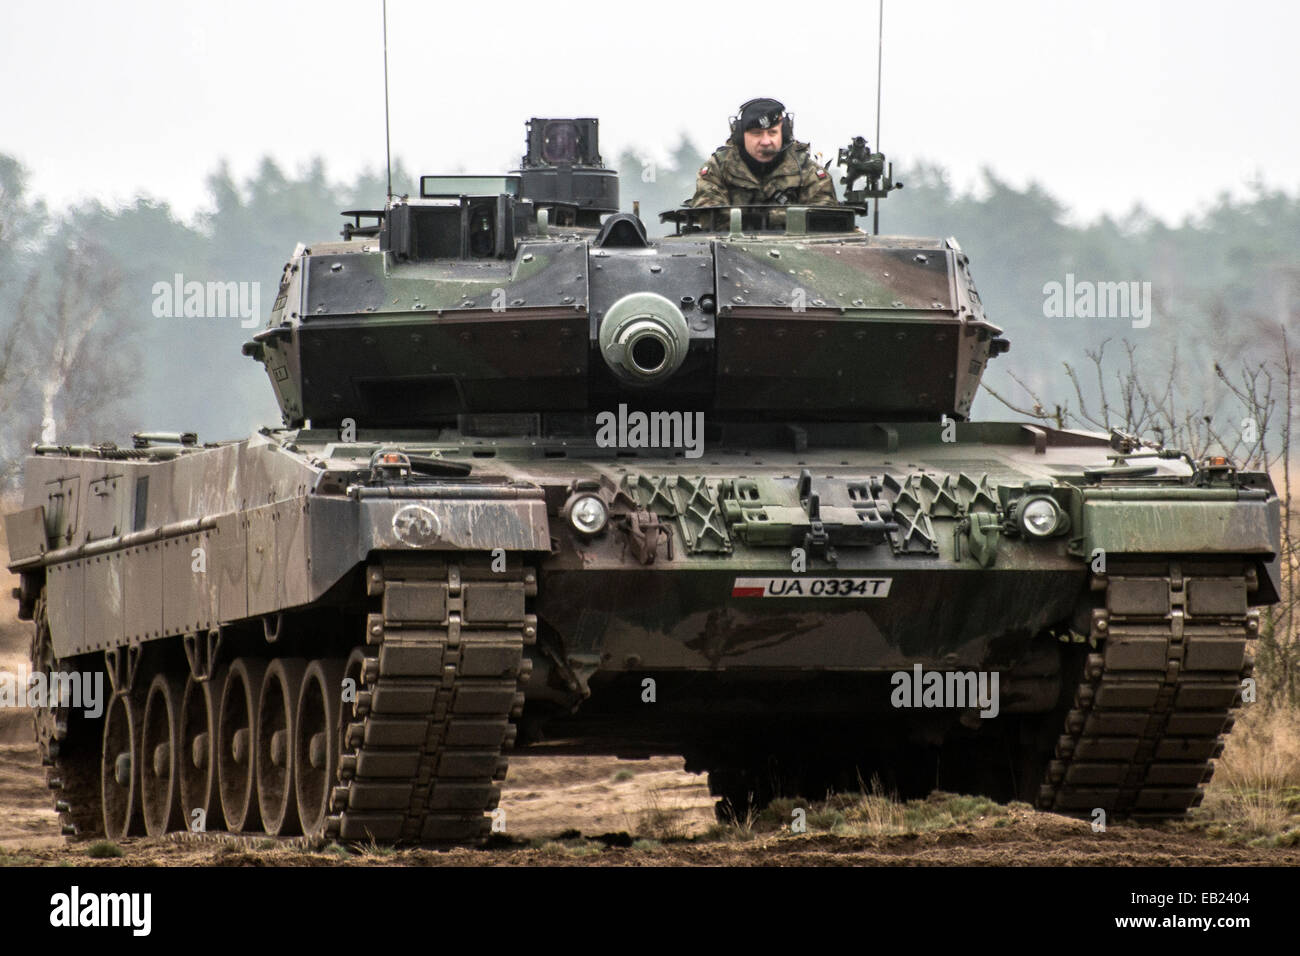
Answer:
0;848;36;866
752;796;848;834
809;807;846;831
535;838;602;858
1215;706;1300;792
756;796;804;832
1193;786;1297;844
634;789;691;841
691;775;1027;843
902;793;1006;832
85;840;124;859
322;842;352;859
631;838;661;851
699;822;758;843
612;769;635;783
832;781;1010;838
356;837;397;858
700;791;764;842
1190;704;1300;845
842;776;908;835
256;838;277;851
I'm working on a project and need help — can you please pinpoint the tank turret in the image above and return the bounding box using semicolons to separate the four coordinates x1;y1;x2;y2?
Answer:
241;119;1010;431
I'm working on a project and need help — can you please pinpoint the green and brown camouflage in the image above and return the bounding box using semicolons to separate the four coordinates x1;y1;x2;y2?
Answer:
4;118;1278;841
690;140;838;228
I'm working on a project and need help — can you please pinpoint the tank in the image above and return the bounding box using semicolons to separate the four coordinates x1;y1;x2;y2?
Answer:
4;117;1280;843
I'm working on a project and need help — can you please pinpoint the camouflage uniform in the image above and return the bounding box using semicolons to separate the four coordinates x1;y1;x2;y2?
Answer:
689;140;838;227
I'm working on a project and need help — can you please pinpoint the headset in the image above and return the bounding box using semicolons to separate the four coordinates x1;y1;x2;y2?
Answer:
729;98;794;148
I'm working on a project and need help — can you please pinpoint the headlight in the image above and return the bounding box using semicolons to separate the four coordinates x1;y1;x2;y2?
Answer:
1018;495;1066;538
567;494;608;536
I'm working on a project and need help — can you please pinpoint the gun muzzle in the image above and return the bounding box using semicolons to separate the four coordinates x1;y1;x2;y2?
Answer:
598;292;689;385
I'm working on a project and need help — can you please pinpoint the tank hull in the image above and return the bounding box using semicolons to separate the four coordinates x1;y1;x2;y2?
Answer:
6;420;1276;838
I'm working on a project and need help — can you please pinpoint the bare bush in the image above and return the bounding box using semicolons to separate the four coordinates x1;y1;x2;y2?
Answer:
0;229;134;488
983;327;1299;708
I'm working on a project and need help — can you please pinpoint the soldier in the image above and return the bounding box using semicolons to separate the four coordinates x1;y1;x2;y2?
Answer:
689;97;838;226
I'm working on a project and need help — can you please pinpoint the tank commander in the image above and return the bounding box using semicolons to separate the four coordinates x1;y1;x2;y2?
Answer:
689;97;838;226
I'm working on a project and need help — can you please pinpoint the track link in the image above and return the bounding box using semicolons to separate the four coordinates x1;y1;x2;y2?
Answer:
32;590;105;840
1037;560;1255;818
326;557;536;843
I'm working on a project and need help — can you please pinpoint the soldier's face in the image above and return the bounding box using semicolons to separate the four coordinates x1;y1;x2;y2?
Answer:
743;125;783;162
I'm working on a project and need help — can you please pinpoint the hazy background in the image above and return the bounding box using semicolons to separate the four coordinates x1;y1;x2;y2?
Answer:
0;0;1296;480
5;0;1298;224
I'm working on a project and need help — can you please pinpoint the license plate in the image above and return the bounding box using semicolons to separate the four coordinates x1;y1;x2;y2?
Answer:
731;576;892;598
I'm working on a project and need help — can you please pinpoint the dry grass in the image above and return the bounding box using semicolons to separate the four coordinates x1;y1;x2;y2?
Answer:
1193;704;1300;845
0;846;37;866
355;836;398;857
532;837;603;858
837;790;1012;837
697;776;1013;841
1214;704;1300;791
631;788;692;842
841;775;908;835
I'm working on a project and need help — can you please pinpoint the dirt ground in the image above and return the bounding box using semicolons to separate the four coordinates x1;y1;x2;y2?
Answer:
2;562;1298;867
4;725;1299;866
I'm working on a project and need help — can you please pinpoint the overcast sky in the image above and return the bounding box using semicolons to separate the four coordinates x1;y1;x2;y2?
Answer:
2;0;1296;225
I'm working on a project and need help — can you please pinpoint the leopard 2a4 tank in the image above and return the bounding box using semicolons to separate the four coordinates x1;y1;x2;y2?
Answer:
5;117;1279;842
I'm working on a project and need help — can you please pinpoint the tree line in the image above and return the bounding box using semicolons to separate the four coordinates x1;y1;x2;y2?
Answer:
0;140;1295;700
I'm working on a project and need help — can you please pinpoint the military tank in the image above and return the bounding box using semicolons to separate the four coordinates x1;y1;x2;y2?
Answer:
5;117;1278;843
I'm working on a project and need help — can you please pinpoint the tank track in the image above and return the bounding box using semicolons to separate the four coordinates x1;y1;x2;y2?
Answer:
46;736;104;839
1037;560;1255;819
326;557;536;843
32;590;105;840
38;555;534;845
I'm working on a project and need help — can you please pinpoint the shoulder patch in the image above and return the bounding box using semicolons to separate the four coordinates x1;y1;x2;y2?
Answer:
815;168;827;178
700;165;709;176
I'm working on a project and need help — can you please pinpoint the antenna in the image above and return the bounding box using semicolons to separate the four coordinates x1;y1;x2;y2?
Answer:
383;0;393;201
874;0;884;235
875;0;884;151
